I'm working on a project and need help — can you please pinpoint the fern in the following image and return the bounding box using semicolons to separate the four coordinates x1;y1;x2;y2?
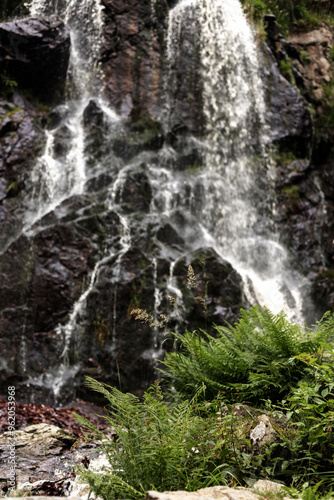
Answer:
77;379;229;498
160;306;334;404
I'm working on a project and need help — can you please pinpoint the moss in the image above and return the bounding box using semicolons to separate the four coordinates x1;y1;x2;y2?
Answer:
280;184;300;198
300;49;311;65
242;0;334;37
6;180;19;197
275;150;297;166
0;105;24;126
130;113;162;134
137;258;149;270
279;57;296;86
186;164;205;175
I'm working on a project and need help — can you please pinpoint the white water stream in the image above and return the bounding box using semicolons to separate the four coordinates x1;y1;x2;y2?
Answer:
24;0;130;403
23;0;104;230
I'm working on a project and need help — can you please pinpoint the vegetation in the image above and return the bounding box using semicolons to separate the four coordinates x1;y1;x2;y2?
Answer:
0;0;27;20
160;306;334;404
241;0;334;36
76;306;334;500
76;381;235;499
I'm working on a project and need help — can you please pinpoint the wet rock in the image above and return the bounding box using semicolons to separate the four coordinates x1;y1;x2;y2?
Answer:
74;245;162;398
156;223;185;249
0;100;45;251
101;0;167;120
263;50;312;157
0;101;44;181
29;224;94;332
0;223;95;399
264;15;287;61
0;17;70;102
173;247;244;331
115;163;152;213
112;119;163;161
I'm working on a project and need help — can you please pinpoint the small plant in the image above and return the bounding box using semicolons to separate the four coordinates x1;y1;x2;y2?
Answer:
130;307;168;328
76;308;334;499
279;57;296;85
280;185;300;199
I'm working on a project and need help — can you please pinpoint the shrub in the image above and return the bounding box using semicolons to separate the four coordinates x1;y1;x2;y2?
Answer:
160;306;334;404
75;380;242;499
273;343;334;491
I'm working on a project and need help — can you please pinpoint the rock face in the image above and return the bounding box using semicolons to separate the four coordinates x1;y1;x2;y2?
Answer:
0;3;333;404
100;0;166;119
0;18;70;102
264;16;334;315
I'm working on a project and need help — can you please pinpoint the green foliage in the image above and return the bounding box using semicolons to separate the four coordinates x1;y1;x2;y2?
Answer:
273;344;334;491
76;320;334;499
0;74;18;95
279;58;296;86
280;185;300;199
241;0;334;37
160;306;334;404
0;0;27;20
76;379;239;499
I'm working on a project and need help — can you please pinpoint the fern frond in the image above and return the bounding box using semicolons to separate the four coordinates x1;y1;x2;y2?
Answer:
160;306;334;404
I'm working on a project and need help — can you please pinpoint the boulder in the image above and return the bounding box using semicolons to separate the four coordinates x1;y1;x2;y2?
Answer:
0;422;106;492
250;415;278;454
146;480;300;500
0;17;70;102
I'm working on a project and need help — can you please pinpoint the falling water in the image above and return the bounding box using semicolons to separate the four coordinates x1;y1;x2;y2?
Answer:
165;0;307;321
22;0;127;403
23;0;105;230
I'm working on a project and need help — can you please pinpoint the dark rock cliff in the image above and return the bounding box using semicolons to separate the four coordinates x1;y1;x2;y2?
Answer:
0;1;333;404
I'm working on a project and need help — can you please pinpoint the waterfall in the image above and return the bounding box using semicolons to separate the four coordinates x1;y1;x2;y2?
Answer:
4;0;315;404
22;0;127;404
165;0;307;322
23;0;104;231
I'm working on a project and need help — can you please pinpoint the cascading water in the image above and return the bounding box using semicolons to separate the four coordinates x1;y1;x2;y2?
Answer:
23;0;104;229
23;0;130;403
164;0;308;322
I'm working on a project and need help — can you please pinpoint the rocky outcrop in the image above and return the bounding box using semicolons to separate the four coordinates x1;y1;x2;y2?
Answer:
263;55;312;157
0;423;107;494
264;15;334;315
0;18;70;102
100;0;167;120
147;481;300;500
100;0;205;133
287;25;333;103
